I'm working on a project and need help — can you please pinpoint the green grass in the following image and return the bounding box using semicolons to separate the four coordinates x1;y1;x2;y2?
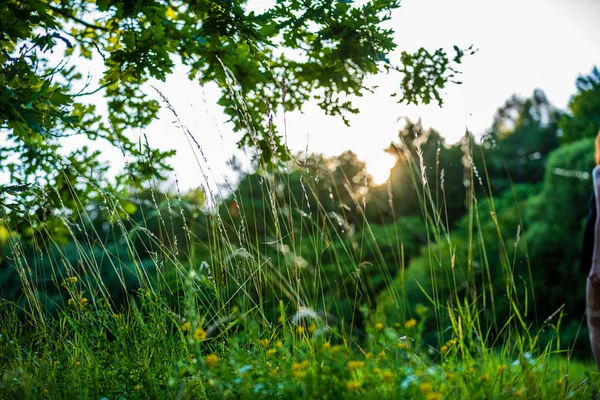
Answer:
0;98;598;399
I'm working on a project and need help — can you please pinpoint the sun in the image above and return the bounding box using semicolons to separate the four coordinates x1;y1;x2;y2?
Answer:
366;152;397;185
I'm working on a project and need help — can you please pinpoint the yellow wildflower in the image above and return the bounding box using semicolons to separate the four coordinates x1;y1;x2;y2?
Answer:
67;298;74;306
291;361;309;379
382;370;393;382
134;385;141;391
397;342;409;350
267;348;277;357
448;339;457;346
365;352;373;359
347;361;365;370
204;354;219;368
181;321;192;332
373;368;381;375
259;338;270;348
419;382;433;394
378;351;385;359
440;345;449;354
308;324;317;333
346;380;361;391
275;340;283;348
374;322;384;330
554;379;563;386
322;342;331;349
68;276;78;284
426;393;441;400
75;361;81;366
296;326;305;334
514;388;525;398
80;298;88;305
498;364;506;374
193;328;207;341
480;374;490;382
269;367;280;377
405;319;418;329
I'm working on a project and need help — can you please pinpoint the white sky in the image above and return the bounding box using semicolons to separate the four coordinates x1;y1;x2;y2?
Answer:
7;0;600;191
142;0;600;188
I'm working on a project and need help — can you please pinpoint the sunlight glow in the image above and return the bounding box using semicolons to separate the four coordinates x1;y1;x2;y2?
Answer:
366;152;397;185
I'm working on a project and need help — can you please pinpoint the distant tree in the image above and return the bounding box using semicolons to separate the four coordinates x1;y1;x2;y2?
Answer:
482;89;560;192
559;67;600;143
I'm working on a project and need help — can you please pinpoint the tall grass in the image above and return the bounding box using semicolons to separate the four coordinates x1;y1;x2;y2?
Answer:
0;88;597;399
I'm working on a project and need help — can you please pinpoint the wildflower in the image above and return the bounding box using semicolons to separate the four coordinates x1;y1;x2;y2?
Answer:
275;340;283;348
405;319;418;329
374;322;384;330
296;326;305;334
445;372;456;380
440;345;449;354
181;321;192;332
448;339;457;346
378;351;385;359
365;352;373;359
267;349;277;357
382;370;394;382
308;324;317;333
43;389;49;394
134;385;141;391
514;388;525;398
346;380;361;391
292;361;309;379
498;364;506;374
193;328;207;341
480;374;490;382
204;354;219;368
347;361;365;370
397;342;409;350
373;368;381;375
419;382;433;394
269;367;280;377
68;298;75;306
68;276;78;284
80;297;88;305
554;379;563;386
426;393;441;400
75;361;81;366
113;313;120;319
322;342;331;349
259;338;270;348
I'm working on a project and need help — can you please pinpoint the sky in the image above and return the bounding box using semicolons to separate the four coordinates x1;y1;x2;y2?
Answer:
30;0;600;190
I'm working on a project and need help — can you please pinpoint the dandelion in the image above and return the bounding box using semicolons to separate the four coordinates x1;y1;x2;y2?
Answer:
397;342;409;350
374;322;384;330
405;319;417;329
269;367;280;377
378;351;385;359
447;339;457;346
204;354;219;368
322;342;331;349
259;338;270;348
373;368;381;375
480;374;490;382
266;349;277;357
347;361;365;370
382;370;394;382
68;276;78;284
296;326;305;334
193;328;207;341
292;361;309;379
365;352;373;359
426;393;441;400
419;382;433;394
498;365;506;374
181;321;192;332
346;380;361;391
75;361;81;366
275;340;283;348
67;298;74;306
80;297;88;305
440;345;449;354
